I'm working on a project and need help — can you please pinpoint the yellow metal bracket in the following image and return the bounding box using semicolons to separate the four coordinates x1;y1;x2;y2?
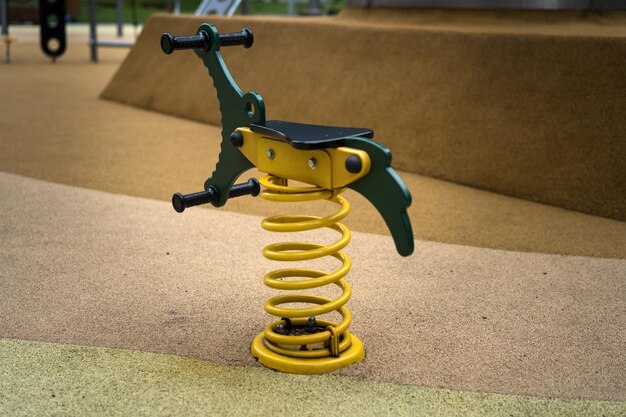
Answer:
236;127;371;190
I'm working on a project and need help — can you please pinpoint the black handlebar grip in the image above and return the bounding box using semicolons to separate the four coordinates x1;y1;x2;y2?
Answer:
228;178;260;198
161;31;209;55
219;28;254;48
172;178;260;213
161;28;253;55
172;186;218;213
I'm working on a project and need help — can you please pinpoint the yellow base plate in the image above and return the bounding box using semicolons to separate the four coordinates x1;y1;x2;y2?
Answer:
251;333;365;374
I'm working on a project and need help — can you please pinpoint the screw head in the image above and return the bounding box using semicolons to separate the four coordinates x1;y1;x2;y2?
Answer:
230;131;244;147
308;158;317;169
266;148;275;160
345;155;362;173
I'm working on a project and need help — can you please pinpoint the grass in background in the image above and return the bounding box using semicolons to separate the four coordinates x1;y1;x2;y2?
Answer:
71;0;344;24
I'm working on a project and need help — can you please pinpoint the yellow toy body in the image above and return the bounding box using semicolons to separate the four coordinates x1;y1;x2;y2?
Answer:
236;127;371;189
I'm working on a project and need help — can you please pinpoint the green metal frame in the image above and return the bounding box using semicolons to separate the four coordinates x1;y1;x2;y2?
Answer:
195;23;413;256
195;23;265;207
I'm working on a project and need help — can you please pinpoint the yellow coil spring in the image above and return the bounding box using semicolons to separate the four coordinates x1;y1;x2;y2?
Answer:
258;174;356;358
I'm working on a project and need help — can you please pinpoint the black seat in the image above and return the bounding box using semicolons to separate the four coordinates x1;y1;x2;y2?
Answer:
250;120;373;150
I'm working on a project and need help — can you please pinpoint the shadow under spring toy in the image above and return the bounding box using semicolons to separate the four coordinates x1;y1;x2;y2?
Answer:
161;24;414;374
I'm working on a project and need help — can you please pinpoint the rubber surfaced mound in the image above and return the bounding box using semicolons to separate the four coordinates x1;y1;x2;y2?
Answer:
0;23;625;417
101;10;626;221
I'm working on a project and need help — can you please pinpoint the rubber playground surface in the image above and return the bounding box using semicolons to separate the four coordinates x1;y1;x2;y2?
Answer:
0;25;625;416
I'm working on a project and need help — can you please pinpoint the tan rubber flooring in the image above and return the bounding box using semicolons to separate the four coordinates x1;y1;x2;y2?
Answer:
1;170;625;402
1;27;625;415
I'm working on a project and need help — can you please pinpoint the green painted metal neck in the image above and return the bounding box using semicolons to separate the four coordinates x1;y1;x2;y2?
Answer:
195;24;266;207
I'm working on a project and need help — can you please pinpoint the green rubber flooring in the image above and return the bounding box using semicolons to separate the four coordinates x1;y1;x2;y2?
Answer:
2;338;624;417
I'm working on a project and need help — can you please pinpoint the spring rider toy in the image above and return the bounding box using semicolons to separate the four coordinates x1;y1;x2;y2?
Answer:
161;24;413;374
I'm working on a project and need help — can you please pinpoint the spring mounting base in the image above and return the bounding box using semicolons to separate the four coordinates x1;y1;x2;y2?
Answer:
251;333;365;374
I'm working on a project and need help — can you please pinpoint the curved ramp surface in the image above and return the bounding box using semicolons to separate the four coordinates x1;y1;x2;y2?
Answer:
0;172;624;401
101;13;626;220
